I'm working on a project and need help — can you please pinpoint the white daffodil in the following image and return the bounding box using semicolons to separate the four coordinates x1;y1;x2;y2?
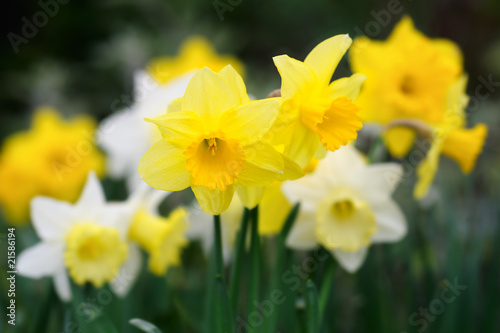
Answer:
17;172;139;301
282;145;407;273
98;70;194;191
186;196;244;265
125;183;189;276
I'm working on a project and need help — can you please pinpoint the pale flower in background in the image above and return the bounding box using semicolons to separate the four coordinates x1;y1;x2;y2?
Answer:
99;70;193;191
282;145;407;272
17;172;137;301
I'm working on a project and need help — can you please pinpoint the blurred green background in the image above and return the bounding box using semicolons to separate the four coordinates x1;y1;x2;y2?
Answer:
1;0;500;332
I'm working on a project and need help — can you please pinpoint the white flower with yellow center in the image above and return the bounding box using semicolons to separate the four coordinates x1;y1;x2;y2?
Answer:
282;145;407;272
99;70;193;191
17;172;136;301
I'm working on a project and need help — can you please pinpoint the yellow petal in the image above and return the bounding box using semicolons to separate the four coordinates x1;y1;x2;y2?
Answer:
138;140;191;191
167;97;183;113
441;124;488;173
236;185;265;209
282;121;320;169
237;142;284;187
147;111;204;148
182;68;238;131
313;97;362;152
218;65;250;105
414;139;443;199
220;98;280;145
328;73;366;100
277;153;304;181
192;184;236;215
388;16;423;44
273;55;317;100
258;182;291;235
304;34;352;87
432;39;463;69
383;127;417;158
349;37;390;75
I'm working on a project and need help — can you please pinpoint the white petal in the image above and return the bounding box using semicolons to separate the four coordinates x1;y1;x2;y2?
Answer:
97;202;135;239
286;211;318;250
371;200;407;243
17;242;64;278
332;247;368;273
111;244;142;297
98;108;150;179
30;197;73;241
73;172;106;221
356;163;404;204
281;178;326;212
53;268;71;302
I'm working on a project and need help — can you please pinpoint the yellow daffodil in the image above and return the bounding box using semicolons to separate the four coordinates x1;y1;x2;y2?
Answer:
17;172;134;301
148;36;244;84
0;108;105;224
283;145;407;272
350;16;464;157
139;66;286;215
414;76;488;198
129;207;188;276
271;34;365;168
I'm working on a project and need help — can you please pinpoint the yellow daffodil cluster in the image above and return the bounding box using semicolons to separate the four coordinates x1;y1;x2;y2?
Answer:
0;108;105;224
351;16;488;198
139;35;364;216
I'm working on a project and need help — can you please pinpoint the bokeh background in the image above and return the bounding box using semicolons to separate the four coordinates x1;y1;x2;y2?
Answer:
1;0;499;332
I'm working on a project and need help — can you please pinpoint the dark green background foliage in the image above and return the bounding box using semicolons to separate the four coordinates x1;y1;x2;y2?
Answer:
0;0;499;332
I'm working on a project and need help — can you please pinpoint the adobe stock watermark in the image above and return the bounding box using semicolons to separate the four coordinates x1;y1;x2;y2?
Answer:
60;263;138;333
7;0;71;54
236;248;330;332
351;0;406;44
401;278;467;333
213;0;243;22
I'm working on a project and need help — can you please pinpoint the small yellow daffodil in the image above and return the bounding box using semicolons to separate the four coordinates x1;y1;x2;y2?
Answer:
148;36;244;84
414;76;488;198
271;34;365;168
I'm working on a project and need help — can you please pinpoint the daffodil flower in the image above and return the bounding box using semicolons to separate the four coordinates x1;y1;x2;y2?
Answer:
414;76;487;198
17;172;137;301
147;36;244;84
350;16;465;157
282;146;407;273
139;65;286;215
0;108;105;224
99;71;193;191
271;34;365;168
126;183;188;276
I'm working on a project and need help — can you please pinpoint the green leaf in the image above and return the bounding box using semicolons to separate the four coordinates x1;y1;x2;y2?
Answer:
305;280;320;333
69;282;119;333
129;318;163;333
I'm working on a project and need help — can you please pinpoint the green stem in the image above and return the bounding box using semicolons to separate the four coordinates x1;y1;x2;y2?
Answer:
247;207;260;332
305;280;320;333
318;260;335;322
368;135;384;164
229;208;250;312
213;214;224;280
266;203;300;332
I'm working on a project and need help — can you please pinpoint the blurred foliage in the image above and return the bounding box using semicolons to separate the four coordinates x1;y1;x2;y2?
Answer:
0;0;500;332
